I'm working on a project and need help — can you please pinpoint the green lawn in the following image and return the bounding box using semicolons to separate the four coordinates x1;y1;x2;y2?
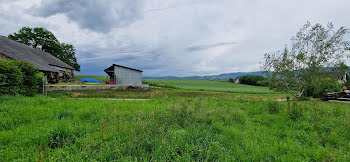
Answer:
144;79;276;94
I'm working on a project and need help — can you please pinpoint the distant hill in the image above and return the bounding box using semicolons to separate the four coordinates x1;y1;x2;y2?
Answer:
144;71;266;81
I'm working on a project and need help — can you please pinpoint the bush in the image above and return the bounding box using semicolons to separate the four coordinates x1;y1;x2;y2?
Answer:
0;60;23;95
305;78;341;98
0;59;42;96
238;75;267;86
228;78;235;83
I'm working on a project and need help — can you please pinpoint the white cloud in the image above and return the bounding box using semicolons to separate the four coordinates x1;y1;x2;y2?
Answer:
0;0;349;76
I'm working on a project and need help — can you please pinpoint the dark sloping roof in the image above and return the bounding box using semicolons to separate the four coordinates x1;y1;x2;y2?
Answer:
104;64;143;73
0;36;74;72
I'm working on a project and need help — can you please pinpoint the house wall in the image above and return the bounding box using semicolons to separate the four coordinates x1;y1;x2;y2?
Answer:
114;66;142;84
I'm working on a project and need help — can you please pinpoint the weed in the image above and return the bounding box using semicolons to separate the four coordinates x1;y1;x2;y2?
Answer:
266;101;280;114
288;105;304;121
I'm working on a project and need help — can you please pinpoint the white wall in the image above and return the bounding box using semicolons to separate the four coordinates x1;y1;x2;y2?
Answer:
114;66;142;84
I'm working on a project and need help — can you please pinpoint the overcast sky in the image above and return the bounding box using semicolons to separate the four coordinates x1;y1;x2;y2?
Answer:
0;0;349;76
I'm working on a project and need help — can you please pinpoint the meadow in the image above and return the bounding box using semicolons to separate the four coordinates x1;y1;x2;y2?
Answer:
1;79;350;161
144;79;275;94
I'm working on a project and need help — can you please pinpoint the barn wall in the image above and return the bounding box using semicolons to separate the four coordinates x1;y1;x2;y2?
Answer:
114;66;142;84
0;52;11;59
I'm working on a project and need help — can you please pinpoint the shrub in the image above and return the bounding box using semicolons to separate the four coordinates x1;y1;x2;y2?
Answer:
0;60;23;95
239;75;267;86
228;78;235;83
0;59;42;96
305;78;341;98
256;79;269;86
16;61;44;96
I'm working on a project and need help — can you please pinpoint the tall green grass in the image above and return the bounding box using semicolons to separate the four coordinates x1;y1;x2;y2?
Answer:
143;79;276;94
47;89;288;100
1;95;349;161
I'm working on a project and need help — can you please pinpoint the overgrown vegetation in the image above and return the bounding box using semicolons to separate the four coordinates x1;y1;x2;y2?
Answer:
0;59;43;96
0;95;349;161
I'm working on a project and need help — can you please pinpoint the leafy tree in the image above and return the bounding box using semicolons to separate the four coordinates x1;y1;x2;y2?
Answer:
8;27;80;71
262;22;350;99
239;75;267;86
60;43;80;71
228;78;235;83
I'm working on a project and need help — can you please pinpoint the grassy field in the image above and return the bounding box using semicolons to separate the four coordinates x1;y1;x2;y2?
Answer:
1;95;349;161
48;88;287;100
1;79;350;161
144;79;276;94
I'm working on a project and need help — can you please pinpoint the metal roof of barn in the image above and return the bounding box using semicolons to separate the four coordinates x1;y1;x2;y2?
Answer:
104;64;143;73
0;36;74;72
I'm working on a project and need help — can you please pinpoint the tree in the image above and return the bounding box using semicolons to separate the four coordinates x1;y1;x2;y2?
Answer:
228;78;235;83
239;75;267;86
8;27;80;71
262;22;350;99
60;43;80;71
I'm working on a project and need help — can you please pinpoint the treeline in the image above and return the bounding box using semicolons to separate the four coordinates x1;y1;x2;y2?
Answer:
229;74;343;98
0;59;43;96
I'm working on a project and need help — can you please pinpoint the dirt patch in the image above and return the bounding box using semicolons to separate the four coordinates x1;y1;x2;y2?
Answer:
71;92;82;97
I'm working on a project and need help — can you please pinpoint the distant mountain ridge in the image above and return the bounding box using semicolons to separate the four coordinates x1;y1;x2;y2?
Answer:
144;71;266;81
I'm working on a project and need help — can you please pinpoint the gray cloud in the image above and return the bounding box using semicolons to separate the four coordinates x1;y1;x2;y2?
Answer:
32;0;143;32
1;0;350;77
186;42;238;52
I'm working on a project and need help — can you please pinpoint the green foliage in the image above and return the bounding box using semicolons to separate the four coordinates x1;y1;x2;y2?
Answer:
143;79;276;94
60;43;80;71
8;27;80;71
228;78;235;83
16;61;43;96
263;22;350;98
0;59;42;96
306;78;341;98
0;60;23;95
1;95;349;161
266;101;280;114
288;103;304;121
239;75;267;86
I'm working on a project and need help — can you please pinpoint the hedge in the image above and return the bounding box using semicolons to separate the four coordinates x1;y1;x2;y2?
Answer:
0;59;43;96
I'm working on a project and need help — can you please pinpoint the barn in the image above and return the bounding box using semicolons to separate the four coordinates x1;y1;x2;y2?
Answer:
104;64;143;85
0;36;75;83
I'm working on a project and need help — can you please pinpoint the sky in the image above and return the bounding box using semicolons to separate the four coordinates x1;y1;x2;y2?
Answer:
0;0;349;77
